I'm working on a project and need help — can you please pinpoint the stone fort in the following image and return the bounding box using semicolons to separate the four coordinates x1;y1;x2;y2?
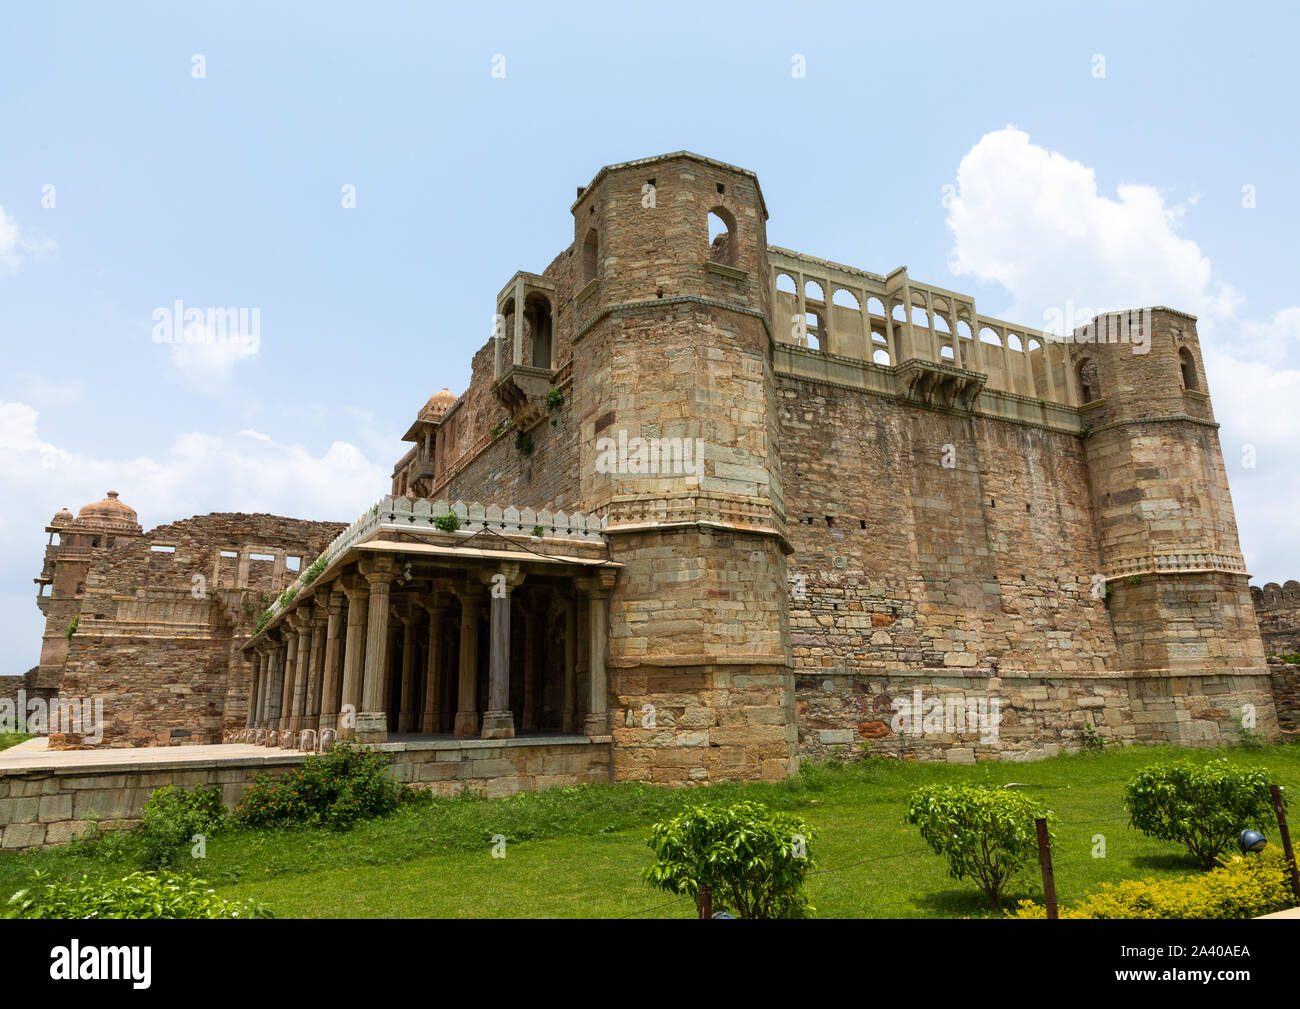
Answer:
19;151;1293;793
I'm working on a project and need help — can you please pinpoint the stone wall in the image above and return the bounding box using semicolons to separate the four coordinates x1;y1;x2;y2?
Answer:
778;374;1118;678
0;737;612;850
795;667;1280;764
1268;656;1300;738
54;513;344;748
1252;581;1300;656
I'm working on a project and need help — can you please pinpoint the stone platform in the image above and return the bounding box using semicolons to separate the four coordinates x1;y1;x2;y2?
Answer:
0;733;612;850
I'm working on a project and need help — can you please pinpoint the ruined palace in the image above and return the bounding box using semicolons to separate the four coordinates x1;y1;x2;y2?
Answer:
29;151;1289;791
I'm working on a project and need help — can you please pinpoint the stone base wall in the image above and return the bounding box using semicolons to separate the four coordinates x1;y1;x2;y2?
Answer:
0;738;613;850
609;664;797;785
1269;656;1300;738
795;669;1281;765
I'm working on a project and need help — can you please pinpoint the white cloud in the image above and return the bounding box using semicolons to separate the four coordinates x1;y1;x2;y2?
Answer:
0;400;390;672
0;205;55;272
944;126;1300;585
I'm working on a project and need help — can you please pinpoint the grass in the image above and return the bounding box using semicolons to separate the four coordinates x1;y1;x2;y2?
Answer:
2;742;1297;918
0;732;32;752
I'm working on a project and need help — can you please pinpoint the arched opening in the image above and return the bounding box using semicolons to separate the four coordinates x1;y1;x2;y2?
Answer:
911;306;929;328
805;280;825;305
957;319;973;340
940;344;955;360
775;273;797;294
1007;333;1024;352
892;303;908;323
582;229;599;283
525;294;553;370
979;327;1002;346
872;348;891;365
804;310;823;351
1077;358;1101;403
708;207;737;266
832;289;860;310
1179;347;1198;390
867;297;886;317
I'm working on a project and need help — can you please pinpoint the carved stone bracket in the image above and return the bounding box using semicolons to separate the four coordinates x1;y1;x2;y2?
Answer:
896;358;986;412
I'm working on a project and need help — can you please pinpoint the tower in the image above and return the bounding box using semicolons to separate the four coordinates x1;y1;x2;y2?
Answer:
569;153;796;782
1070;308;1276;743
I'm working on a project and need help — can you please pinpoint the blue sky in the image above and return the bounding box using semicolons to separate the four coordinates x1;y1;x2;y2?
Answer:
2;1;1298;669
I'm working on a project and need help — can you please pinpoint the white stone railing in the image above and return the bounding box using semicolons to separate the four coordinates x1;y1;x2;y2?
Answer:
263;496;607;621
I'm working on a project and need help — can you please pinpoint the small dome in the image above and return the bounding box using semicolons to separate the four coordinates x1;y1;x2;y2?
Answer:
419;388;458;421
76;490;140;527
50;507;75;526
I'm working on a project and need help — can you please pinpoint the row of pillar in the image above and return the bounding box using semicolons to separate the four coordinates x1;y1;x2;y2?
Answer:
243;558;615;744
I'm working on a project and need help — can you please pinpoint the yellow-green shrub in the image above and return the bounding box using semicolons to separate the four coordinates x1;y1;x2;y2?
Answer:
1007;848;1294;919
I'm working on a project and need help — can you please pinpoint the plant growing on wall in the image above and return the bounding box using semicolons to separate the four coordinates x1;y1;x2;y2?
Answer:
514;430;534;455
546;387;564;410
300;554;329;588
531;525;544;538
434;511;460;533
254;609;272;634
65;617;78;640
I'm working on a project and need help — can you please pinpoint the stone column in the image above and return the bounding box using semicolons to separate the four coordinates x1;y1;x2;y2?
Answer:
452;581;482;737
421;595;449;734
398;606;420;733
562;597;578;733
305;604;327;731
339;579;368;739
319;587;345;733
290;614;312;732
578;571;616;737
246;650;261;728
279;632;298;731
481;564;524;739
358;557;395;743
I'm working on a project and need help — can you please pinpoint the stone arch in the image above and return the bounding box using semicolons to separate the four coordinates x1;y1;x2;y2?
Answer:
775;272;797;294
524;293;553;370
832;288;860;309
867;296;886;317
1179;346;1198;390
582;228;599;283
872;348;891;365
707;206;737;266
1077;357;1101;404
979;327;1001;346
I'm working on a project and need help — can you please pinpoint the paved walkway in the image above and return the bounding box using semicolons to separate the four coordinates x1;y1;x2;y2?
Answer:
0;739;301;773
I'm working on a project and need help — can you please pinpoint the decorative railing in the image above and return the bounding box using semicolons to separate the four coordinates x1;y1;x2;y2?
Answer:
262;496;607;622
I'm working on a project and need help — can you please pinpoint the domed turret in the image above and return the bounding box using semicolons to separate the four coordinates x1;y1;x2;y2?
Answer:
50;507;74;527
76;490;142;532
419;388;458;422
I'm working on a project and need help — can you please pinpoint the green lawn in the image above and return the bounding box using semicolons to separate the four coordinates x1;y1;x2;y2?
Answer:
0;732;31;752
3;742;1297;918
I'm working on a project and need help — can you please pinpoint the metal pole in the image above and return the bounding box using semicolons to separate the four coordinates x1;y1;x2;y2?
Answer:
1035;817;1057;920
1271;784;1300;905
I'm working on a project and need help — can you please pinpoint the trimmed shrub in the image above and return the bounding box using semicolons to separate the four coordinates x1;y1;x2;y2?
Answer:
1008;848;1294;919
4;871;272;919
233;741;409;830
1124;760;1278;868
905;783;1053;908
138;784;226;870
643;801;816;919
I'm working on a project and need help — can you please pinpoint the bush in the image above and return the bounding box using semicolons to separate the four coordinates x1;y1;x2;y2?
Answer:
4;871;272;919
233;741;409;830
434;511;460;533
138;784;226;870
1008;848;1295;919
643;801;816;918
1124;760;1278;868
905;783;1052;908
